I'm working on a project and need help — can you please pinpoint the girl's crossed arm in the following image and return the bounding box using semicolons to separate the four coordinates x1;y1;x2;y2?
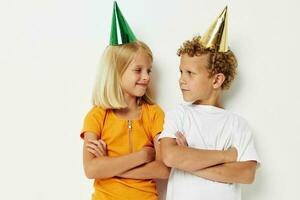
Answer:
83;132;154;179
117;134;170;180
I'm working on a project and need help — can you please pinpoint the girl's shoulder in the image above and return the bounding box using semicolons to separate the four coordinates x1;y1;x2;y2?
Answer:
85;106;108;120
142;103;165;122
142;103;164;114
89;105;106;113
141;104;165;132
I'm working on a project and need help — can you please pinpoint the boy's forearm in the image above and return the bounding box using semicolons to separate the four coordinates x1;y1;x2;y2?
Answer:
117;160;170;179
191;161;257;184
161;138;227;171
168;145;225;171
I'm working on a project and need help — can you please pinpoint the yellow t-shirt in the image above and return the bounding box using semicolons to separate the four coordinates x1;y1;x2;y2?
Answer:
81;103;164;200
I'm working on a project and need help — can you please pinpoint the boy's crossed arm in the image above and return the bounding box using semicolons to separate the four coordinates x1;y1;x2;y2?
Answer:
160;132;257;184
191;161;257;184
160;134;237;172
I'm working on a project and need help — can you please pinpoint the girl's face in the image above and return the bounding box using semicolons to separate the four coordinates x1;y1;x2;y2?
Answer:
121;49;152;99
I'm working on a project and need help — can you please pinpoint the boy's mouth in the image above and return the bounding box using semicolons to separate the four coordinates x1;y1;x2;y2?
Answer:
181;88;189;92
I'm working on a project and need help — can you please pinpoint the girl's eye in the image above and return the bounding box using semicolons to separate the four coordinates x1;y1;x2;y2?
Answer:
179;70;182;74
147;69;152;74
134;69;141;72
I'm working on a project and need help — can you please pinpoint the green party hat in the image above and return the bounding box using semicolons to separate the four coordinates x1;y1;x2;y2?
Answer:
110;1;137;45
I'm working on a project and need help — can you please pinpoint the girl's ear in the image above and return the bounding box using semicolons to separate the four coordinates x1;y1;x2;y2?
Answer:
212;73;225;89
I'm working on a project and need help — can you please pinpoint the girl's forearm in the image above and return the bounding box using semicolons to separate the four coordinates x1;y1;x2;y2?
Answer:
85;151;147;179
117;160;170;179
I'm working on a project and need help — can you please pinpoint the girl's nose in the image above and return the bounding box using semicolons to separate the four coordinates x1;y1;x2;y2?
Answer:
142;72;150;81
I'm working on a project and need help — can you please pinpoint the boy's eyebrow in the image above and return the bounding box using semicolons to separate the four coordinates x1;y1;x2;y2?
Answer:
179;66;188;69
179;67;185;71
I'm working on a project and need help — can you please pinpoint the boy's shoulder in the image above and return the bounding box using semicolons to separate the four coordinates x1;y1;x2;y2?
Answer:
224;110;251;130
164;104;195;121
167;103;229;114
226;109;248;121
170;104;249;124
165;103;187;114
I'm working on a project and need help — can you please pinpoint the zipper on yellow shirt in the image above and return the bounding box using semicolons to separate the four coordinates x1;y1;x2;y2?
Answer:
128;120;133;153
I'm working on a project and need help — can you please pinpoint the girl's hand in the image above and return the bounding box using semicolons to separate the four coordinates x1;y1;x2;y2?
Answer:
175;131;188;147
140;146;155;163
86;139;107;157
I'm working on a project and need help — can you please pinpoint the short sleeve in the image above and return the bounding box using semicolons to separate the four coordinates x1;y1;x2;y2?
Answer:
80;106;106;139
233;119;261;165
149;104;165;139
158;105;185;141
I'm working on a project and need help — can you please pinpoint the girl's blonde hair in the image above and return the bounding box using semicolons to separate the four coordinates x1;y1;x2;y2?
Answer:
92;41;154;109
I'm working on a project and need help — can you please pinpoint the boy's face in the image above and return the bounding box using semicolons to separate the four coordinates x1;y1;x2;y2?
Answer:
179;54;215;103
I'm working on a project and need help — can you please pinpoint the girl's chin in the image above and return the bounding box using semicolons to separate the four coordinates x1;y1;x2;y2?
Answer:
132;91;146;97
136;93;146;97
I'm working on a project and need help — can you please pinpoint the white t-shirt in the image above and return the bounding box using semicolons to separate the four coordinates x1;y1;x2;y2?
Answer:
159;104;260;200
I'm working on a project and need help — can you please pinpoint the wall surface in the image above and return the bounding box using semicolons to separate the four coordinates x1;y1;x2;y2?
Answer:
1;0;300;199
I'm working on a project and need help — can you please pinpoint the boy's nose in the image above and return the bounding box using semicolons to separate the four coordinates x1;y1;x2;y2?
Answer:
179;76;186;84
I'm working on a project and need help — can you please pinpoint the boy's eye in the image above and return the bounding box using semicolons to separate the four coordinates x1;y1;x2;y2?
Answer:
134;69;141;72
179;70;183;74
147;69;152;74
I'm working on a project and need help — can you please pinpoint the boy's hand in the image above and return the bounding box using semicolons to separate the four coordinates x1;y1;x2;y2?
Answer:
175;131;188;147
224;147;237;163
86;139;107;157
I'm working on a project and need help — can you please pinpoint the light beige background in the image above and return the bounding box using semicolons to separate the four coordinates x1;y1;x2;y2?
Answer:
1;0;299;199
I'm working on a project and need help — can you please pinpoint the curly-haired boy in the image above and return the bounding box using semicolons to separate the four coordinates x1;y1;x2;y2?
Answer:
159;7;260;200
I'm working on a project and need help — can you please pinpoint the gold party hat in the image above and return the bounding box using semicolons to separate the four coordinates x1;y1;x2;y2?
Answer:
199;6;228;52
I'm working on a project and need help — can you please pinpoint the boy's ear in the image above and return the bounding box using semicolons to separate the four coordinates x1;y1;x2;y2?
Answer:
212;73;225;89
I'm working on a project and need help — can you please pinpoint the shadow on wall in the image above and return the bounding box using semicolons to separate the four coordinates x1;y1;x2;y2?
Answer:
223;72;266;200
242;171;265;200
148;60;161;101
223;72;242;106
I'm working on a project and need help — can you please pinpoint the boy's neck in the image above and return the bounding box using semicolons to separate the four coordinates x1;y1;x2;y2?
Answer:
193;91;224;109
193;100;223;108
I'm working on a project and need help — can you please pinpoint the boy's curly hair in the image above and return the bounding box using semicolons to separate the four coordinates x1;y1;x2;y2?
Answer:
177;36;237;90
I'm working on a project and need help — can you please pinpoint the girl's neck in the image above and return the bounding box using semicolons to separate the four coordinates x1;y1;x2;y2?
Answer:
123;93;139;110
114;94;142;120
